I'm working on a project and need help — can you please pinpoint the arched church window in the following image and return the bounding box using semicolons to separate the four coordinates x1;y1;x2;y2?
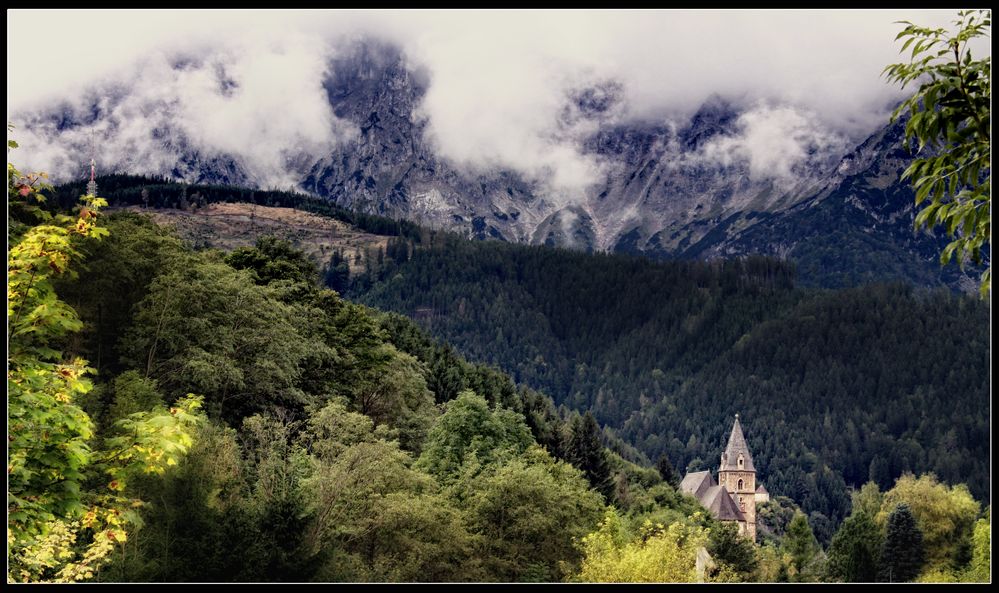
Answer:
738;479;744;490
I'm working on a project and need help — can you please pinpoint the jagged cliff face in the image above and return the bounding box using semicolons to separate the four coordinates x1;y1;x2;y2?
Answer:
585;98;840;256
15;38;982;291
299;42;852;255
302;41;550;243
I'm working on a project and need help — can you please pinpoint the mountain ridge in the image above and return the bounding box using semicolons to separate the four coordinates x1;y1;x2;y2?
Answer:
16;38;985;292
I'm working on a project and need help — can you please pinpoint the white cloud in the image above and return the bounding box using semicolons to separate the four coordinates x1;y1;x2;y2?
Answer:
11;26;355;188
7;9;990;190
690;103;849;180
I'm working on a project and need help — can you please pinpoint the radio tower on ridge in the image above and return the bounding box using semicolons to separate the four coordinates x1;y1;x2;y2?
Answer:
86;130;97;196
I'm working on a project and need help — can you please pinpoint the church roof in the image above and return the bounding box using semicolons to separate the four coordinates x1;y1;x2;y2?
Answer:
720;414;755;472
680;473;747;524
679;471;715;500
756;484;768;494
702;486;746;522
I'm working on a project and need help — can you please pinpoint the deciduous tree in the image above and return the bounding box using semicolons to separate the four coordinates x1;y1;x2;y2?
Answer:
884;9;991;297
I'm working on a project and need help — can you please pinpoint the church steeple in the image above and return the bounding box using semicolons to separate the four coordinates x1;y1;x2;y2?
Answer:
681;414;762;541
717;413;758;540
720;413;755;472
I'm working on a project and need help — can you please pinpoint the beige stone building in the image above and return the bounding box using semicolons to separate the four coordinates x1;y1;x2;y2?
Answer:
679;414;765;540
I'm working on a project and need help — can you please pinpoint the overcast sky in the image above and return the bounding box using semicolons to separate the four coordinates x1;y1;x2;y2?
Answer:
6;9;989;188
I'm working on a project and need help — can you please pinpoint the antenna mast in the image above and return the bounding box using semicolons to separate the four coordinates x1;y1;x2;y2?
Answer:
86;130;97;196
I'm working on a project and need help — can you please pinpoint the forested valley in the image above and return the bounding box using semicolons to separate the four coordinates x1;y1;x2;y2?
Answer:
348;232;990;547
7;170;990;583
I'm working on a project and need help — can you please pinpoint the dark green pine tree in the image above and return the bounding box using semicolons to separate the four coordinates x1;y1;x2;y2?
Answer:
782;511;820;580
567;412;615;501
656;454;680;488
707;521;758;580
426;346;465;404
826;512;883;582
878;503;925;582
323;250;350;293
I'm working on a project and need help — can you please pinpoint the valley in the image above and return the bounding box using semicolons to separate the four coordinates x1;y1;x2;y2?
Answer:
8;8;991;584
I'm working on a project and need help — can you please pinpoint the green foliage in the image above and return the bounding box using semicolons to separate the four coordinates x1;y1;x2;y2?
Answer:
573;509;711;582
102;395;204;488
347;344;436;453
324;491;478;582
415;390;534;482
781;512;822;582
225;236;320;287
876;473;980;571
36;208;644;581
54;212;187;376
756;495;799;545
118;257;321;421
966;509;990;582
353;233;991;522
302;436;434;566
103;371;165;423
826;511;883;582
884;10;992;297
707;521;758;581
102;421;312;581
7;146;204;582
7;155;110;542
851;481;884;518
460;446;605;581
22;169;987;582
879;503;925;582
567;412;615;501
656;454;680;489
754;542;793;582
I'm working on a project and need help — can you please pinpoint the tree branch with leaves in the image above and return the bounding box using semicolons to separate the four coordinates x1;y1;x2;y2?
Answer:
883;9;991;297
7;129;206;582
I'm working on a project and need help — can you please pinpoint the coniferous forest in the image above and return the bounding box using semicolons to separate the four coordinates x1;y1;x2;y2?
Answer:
350;232;990;533
9;7;993;584
7;166;990;582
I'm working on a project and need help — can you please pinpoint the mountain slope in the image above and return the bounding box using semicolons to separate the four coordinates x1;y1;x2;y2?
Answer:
680;117;985;291
348;232;991;537
53;175;990;544
17;38;986;292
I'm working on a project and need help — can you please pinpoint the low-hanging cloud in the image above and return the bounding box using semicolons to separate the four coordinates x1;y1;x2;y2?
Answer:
7;9;988;191
689;103;849;180
11;27;355;189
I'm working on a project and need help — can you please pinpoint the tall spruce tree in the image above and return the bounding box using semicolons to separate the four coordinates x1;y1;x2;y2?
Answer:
826;512;883;582
708;522;758;581
782;512;820;581
567;412;615;501
879;503;925;582
656;454;680;488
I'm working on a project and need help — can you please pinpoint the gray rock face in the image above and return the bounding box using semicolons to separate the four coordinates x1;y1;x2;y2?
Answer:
302;40;547;243
294;41;981;291
299;43;844;255
20;38;982;290
687;116;986;291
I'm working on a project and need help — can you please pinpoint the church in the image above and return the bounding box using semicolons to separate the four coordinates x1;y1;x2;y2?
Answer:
679;414;768;540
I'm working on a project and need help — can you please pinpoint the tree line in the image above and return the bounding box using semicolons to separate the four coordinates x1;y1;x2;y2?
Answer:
346;231;989;546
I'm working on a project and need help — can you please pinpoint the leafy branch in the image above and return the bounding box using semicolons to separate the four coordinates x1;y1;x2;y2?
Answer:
883;9;991;297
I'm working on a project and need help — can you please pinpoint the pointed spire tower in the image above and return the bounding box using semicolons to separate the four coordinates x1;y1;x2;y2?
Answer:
718;413;758;540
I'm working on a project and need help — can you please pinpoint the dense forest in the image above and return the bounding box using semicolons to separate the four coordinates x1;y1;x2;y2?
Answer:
8;167;990;582
345;232;990;546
